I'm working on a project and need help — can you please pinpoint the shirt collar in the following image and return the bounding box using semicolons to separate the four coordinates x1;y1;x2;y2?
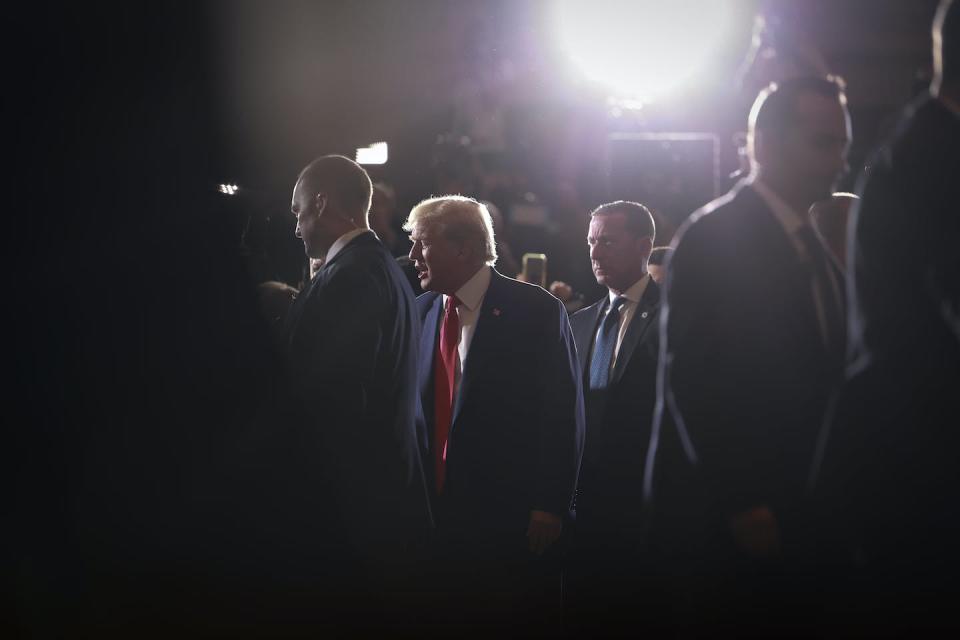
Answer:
608;273;650;307
325;228;372;264
446;265;492;311
750;177;807;237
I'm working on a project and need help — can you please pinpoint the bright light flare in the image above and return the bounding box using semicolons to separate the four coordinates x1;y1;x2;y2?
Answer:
356;142;388;165
218;183;239;195
556;0;731;105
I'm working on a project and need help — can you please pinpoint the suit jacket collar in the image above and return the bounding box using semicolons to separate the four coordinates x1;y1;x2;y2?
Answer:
611;279;660;383
577;279;660;383
321;230;377;271
737;183;840;358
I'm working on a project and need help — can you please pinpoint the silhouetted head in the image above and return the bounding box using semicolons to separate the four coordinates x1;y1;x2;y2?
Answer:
291;155;372;259
748;75;851;210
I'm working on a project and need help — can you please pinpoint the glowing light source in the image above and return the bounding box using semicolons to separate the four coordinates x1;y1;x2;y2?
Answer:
218;183;239;195
556;0;732;105
356;142;388;165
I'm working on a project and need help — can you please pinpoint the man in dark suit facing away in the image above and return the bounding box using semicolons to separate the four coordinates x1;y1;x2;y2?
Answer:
404;195;584;630
811;1;960;631
646;76;851;631
280;155;433;626
565;201;662;631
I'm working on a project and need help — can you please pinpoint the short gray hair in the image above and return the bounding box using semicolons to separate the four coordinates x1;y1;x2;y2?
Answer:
403;195;498;266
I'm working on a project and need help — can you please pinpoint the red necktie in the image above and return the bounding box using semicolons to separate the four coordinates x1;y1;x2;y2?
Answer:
433;295;460;494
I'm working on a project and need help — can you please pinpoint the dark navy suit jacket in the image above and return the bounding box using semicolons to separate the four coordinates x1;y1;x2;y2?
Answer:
415;269;585;542
648;182;845;559
283;231;433;566
809;97;960;620
569;280;660;538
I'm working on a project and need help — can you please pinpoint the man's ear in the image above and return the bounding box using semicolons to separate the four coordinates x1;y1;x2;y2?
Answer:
314;192;328;214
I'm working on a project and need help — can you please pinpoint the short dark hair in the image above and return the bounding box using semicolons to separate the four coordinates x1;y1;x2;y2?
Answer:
749;75;847;138
589;200;656;241
297;154;373;216
647;246;673;266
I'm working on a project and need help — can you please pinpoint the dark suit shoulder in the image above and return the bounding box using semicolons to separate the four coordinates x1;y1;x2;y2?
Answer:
322;247;389;290
493;270;564;310
671;183;768;267
415;290;441;314
570;297;604;330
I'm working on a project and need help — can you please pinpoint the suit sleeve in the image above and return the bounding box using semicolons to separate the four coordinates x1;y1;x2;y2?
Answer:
533;297;586;516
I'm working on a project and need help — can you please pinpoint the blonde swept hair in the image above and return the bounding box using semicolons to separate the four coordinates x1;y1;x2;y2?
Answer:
403;195;498;266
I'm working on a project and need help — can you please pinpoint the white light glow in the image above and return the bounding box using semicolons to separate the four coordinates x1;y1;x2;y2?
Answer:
355;142;388;165
218;183;239;195
556;0;732;105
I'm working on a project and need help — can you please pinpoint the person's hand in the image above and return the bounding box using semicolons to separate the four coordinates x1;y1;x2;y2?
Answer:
549;280;573;302
526;510;562;555
728;505;781;558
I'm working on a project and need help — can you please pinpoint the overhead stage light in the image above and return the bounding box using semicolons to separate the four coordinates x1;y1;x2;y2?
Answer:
556;0;732;106
356;142;388;165
218;183;239;195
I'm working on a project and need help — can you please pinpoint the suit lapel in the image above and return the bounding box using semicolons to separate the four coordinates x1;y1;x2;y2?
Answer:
745;186;829;352
611;280;660;384
451;270;507;425
575;299;608;380
419;294;443;403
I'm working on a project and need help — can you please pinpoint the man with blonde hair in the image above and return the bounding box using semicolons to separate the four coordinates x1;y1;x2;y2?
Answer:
404;195;584;630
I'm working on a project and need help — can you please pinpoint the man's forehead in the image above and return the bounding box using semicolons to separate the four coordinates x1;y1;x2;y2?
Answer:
589;212;628;234
411;221;441;239
793;93;849;129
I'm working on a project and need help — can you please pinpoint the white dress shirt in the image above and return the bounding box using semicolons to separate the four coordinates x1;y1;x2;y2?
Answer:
595;273;651;372
443;265;492;384
325;228;371;264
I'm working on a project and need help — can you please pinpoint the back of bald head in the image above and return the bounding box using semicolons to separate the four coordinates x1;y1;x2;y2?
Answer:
297;155;373;219
934;0;959;92
748;75;847;160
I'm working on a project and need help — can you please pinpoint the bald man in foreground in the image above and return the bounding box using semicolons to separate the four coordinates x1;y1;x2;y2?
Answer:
281;155;432;628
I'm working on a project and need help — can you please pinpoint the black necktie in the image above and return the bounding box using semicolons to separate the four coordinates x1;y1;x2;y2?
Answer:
796;225;844;351
589;296;627;390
